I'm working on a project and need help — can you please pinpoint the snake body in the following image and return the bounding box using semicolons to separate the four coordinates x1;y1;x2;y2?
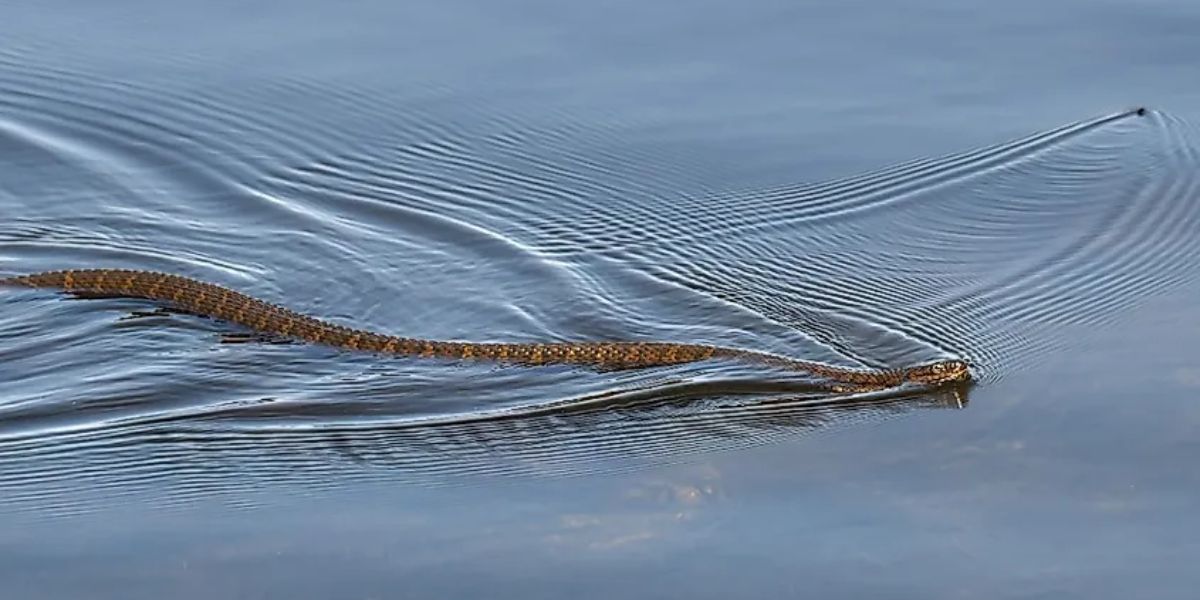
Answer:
1;269;971;387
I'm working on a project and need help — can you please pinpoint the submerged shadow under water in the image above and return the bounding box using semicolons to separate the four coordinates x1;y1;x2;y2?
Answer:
0;378;969;516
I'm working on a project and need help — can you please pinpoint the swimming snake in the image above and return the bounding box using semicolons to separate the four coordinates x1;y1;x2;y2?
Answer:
2;269;971;387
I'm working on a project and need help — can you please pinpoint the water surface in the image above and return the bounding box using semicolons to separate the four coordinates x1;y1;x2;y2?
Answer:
2;1;1199;598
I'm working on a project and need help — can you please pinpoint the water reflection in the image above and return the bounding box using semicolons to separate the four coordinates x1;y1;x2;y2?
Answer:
0;381;968;518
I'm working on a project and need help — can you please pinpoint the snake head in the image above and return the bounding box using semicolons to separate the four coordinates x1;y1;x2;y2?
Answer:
903;359;972;385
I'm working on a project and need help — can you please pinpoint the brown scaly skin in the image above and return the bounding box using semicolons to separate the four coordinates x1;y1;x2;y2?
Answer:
1;269;972;387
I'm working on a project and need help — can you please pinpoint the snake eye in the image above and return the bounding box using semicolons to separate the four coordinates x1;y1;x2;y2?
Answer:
933;363;945;372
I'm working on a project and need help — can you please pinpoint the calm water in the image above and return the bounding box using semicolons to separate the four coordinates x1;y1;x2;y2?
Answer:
2;1;1200;598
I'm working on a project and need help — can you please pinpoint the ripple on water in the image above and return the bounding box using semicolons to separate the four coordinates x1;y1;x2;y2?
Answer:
2;47;1200;515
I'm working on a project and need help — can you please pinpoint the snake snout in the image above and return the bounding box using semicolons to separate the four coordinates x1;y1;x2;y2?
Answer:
904;359;973;385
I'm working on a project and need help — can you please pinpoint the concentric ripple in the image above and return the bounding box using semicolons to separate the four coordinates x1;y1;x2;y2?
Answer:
267;105;1200;381
2;40;1200;516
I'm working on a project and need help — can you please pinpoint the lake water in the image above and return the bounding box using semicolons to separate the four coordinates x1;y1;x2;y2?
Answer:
2;1;1199;598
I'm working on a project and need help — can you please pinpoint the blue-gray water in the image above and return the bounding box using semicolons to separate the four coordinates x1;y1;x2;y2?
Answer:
2;1;1199;598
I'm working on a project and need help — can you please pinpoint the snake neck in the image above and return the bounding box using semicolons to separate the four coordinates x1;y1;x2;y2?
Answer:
712;348;905;386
